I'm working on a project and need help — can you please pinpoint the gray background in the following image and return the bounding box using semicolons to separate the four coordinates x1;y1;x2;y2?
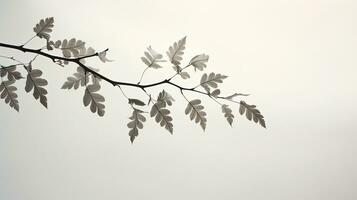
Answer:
0;0;356;199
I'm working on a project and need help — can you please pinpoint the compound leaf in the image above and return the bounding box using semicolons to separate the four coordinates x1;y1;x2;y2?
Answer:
0;79;19;111
150;90;174;134
61;67;99;90
166;36;186;66
83;83;105;117
33;17;54;40
239;101;266;128
61;67;89;89
189;54;209;71
25;68;48;108
0;66;23;81
222;104;234;126
60;38;86;58
184;99;207;130
199;72;228;92
141;46;165;69
127;108;146;143
156;90;174;106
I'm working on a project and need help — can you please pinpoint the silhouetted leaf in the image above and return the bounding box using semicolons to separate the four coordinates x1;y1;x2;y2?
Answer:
46;40;54;50
141;46;165;69
185;99;207;130
150;103;174;134
128;98;146;106
33;17;54;40
127;108;146;143
25;68;48;108
79;47;95;57
157;90;174;106
189;54;209;71
224;93;250;100
61;67;88;89
79;47;95;64
46;40;61;50
166;36;186;66
60;38;86;58
180;71;190;79
54;40;61;48
199;72;228;92
210;89;220;98
150;90;174;134
83;83;105;117
0;66;23;81
98;50;113;63
222;104;234;126
239;101;266;128
61;67;99;89
0;79;19;111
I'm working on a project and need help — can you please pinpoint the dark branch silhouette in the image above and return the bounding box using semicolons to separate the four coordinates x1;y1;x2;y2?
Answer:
0;17;266;143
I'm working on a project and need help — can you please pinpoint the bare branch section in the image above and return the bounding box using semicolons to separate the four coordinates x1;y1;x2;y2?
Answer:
0;17;266;143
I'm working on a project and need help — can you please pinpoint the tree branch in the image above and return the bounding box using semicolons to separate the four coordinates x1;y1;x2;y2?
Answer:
0;42;233;103
0;16;267;143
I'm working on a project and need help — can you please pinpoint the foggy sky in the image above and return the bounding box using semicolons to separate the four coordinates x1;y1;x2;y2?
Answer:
0;0;356;199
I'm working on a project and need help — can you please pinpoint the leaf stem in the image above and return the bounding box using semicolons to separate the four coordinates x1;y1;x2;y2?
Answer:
168;64;191;80
209;96;223;106
117;85;129;100
137;66;149;84
22;35;37;47
180;89;190;103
